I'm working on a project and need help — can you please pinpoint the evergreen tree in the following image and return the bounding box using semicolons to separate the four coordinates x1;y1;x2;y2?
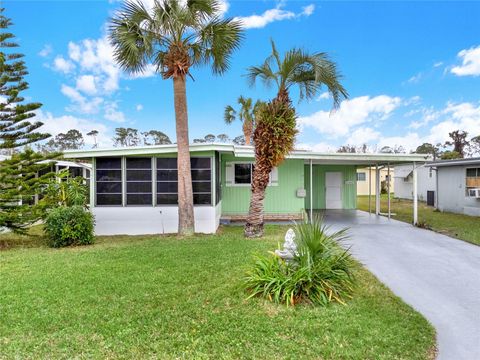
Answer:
0;8;54;232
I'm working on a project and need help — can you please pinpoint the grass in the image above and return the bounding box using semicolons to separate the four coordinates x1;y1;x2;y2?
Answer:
0;226;435;359
357;195;480;246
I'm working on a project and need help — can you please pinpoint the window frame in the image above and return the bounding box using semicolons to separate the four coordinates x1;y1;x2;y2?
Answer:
125;157;153;207
227;161;276;187
95;157;123;207
356;172;366;182
155;156;213;207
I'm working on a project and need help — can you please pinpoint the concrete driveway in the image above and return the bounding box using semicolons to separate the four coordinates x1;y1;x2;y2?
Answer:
323;210;480;360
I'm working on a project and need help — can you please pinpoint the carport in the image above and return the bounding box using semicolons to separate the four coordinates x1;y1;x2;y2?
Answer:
294;152;429;224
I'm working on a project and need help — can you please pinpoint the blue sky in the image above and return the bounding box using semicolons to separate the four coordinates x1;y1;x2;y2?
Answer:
5;0;480;151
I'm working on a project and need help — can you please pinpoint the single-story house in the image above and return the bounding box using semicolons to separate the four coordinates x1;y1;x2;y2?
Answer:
357;167;394;196
64;144;429;235
425;158;480;216
394;163;436;205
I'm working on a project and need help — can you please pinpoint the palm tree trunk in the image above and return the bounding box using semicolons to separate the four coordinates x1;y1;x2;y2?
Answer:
173;76;194;236
244;162;271;238
243;121;252;146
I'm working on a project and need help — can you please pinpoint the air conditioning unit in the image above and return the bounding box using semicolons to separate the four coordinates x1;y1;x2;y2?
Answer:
468;188;480;198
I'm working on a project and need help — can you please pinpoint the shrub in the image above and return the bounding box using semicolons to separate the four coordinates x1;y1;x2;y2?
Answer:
40;169;88;211
44;206;95;248
244;219;356;306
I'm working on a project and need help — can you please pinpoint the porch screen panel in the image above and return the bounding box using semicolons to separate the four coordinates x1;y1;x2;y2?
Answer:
126;158;152;205
156;157;212;205
96;157;122;206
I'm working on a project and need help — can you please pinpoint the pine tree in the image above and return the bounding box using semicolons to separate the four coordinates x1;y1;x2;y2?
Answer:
0;8;54;232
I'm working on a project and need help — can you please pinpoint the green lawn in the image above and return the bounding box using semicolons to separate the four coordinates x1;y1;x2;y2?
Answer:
357;195;480;246
0;227;435;359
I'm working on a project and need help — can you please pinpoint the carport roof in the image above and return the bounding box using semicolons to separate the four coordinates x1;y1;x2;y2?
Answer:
64;143;429;165
425;157;480;167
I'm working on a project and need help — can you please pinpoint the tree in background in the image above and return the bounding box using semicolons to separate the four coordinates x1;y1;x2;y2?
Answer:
379;145;405;154
110;0;243;235
244;40;347;237
87;129;99;148
414;142;441;159
470;135;480;156
0;8;55;232
224;96;262;145
232;135;245;145
216;133;229;143
38;129;84;152
112;127;141;147
337;144;368;153
142;130;171;145
445;130;469;158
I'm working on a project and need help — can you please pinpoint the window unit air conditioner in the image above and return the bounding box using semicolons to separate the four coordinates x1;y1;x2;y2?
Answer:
468;188;480;198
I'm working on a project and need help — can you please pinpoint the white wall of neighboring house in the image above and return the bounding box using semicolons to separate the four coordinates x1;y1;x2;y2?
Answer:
394;164;436;203
437;166;480;217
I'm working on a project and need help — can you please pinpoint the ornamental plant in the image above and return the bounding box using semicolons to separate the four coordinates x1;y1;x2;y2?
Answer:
244;219;356;306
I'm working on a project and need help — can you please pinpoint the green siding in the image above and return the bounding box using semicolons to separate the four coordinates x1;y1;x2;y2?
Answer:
221;155;305;215
304;165;357;209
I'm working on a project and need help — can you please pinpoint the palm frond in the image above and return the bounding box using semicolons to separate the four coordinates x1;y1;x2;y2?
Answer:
224;105;237;124
196;16;243;74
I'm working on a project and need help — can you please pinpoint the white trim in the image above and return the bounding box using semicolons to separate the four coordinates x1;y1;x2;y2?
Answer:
64;143;429;164
224;161;278;187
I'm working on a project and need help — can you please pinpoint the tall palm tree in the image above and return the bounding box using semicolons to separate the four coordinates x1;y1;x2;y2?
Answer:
224;96;262;145
109;0;243;235
244;40;348;238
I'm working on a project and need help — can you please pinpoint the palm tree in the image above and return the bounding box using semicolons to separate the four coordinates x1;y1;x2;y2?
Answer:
224;96;262;145
109;0;243;235
244;40;348;238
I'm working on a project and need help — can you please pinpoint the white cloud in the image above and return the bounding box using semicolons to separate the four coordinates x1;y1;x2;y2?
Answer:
316;92;331;101
298;95;402;138
53;56;75;74
235;3;314;29
451;45;480;76
104;102;126;123
76;75;97;95
302;4;315;16
36;110;111;148
61;84;104;114
38;44;52;58
345;127;380;145
433;61;443;68
407;72;422;84
128;64;157;79
136;104;143;111
296;141;334;152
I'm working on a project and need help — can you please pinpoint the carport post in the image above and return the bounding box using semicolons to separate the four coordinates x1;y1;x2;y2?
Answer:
309;159;313;222
368;166;372;213
413;162;418;225
375;164;380;215
387;163;391;219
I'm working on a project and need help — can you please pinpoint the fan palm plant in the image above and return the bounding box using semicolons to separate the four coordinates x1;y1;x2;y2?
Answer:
244;40;348;238
109;0;243;235
224;96;262;145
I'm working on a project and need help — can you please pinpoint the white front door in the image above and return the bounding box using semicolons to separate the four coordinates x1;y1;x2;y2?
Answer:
325;172;342;209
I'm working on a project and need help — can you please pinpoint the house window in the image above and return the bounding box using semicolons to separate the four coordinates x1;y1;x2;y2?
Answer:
96;157;122;206
234;163;253;184
126;158;152;206
156;157;212;205
357;172;366;181
466;168;480;189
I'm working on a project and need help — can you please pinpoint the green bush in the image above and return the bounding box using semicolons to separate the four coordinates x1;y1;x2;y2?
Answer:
44;206;95;248
244;219;356;306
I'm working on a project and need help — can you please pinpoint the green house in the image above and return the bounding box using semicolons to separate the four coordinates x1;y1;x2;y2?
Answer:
64;144;428;235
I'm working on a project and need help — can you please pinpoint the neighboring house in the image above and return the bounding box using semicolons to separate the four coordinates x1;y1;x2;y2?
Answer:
356;167;394;195
425;158;480;216
64;143;428;235
394;163;436;205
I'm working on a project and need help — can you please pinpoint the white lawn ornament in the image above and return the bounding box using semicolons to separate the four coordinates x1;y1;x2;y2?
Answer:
274;228;298;261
